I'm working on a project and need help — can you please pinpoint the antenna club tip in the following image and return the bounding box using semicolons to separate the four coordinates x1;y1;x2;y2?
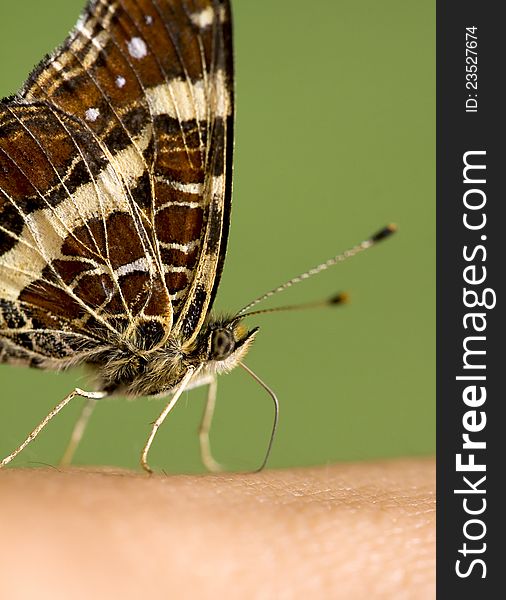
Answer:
329;291;349;305
371;223;398;243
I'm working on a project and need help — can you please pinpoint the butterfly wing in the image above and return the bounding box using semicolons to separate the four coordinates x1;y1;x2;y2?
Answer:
0;0;233;367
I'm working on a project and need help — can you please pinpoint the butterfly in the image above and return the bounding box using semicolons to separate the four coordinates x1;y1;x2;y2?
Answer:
0;0;394;473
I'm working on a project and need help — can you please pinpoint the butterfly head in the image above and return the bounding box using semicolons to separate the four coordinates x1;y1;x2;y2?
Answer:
189;316;259;375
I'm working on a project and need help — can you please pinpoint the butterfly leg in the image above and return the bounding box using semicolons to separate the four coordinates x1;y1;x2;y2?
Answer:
140;368;196;474
59;397;99;467
199;375;224;473
0;388;106;469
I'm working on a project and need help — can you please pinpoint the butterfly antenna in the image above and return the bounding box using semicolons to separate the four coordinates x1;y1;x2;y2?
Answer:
238;292;349;319
235;224;396;317
239;362;279;472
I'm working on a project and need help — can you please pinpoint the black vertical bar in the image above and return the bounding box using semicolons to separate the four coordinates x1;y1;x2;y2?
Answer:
437;1;503;596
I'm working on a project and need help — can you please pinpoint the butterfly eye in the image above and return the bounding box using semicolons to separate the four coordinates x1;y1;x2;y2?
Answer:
210;329;235;360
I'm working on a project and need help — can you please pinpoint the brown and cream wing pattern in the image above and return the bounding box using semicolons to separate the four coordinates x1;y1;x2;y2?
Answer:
0;0;233;366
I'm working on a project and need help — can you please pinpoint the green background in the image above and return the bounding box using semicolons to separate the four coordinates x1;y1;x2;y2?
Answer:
0;0;435;472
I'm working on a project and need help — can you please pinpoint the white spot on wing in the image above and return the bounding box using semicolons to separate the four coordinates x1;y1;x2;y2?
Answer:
128;37;147;59
145;15;153;25
116;75;126;88
190;6;226;29
85;107;100;122
190;7;214;29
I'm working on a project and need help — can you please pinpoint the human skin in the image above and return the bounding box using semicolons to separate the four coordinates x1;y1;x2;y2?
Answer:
0;457;434;600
